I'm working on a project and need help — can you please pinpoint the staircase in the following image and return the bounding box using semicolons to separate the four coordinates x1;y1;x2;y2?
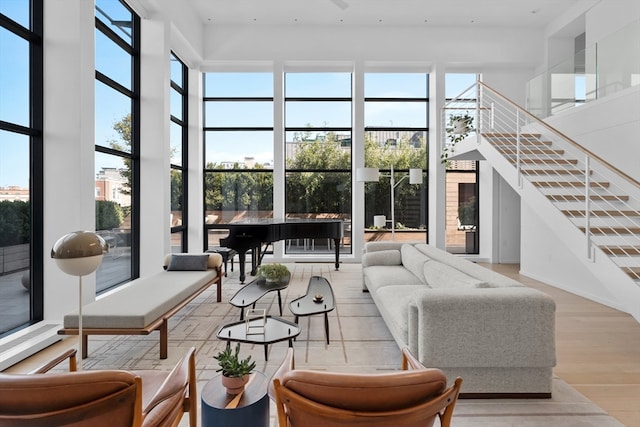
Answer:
443;82;640;321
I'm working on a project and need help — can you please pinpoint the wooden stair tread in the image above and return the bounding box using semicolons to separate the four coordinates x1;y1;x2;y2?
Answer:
534;181;610;188
622;267;640;279
521;169;588;175
497;148;565;155
600;246;640;256
562;210;640;217
509;158;578;165
579;226;640;234
547;194;629;202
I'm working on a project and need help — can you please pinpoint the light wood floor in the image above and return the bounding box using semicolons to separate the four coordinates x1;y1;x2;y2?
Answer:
483;263;640;427
5;263;640;426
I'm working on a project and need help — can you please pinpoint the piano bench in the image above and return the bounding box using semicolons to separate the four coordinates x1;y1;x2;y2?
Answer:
208;247;238;277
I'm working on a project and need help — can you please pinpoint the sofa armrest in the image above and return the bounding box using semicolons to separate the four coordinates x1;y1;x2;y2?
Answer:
413;288;556;369
29;349;78;374
362;249;402;267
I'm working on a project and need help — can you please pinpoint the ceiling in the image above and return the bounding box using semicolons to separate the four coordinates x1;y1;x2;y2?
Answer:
185;0;585;27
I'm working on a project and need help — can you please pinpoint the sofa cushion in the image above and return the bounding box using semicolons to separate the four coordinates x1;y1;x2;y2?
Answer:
373;285;424;347
167;254;209;271
401;244;430;284
414;243;523;287
363;266;425;294
362;249;402;267
423;260;486;289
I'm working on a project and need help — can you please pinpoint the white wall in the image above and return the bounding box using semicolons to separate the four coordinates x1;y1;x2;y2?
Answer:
43;0;97;320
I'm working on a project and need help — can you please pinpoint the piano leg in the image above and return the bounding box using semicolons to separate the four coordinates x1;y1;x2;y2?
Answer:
238;250;248;283
333;238;340;270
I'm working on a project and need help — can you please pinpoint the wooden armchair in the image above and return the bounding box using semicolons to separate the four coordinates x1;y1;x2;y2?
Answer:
0;347;198;427
270;347;462;427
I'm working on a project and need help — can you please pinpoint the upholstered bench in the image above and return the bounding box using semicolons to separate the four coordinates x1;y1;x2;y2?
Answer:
58;253;223;359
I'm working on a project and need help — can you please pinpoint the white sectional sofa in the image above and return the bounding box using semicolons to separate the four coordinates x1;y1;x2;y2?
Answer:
362;241;556;397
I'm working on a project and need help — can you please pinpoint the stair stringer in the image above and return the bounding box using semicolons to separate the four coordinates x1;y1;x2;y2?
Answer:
468;134;640;322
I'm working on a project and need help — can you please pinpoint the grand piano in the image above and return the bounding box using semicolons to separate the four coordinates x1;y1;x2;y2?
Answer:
208;218;343;283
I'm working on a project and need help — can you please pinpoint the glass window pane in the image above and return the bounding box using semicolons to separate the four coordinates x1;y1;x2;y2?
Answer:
95;152;132;292
170;87;182;121
95;0;133;44
204;171;273;212
285;132;352;170
445;74;477;98
205;101;273;127
0;28;29;126
170;169;182;220
285;73;351;97
0;130;31;333
286;171;351;213
95;29;132;89
285;101;351;128
170;121;182;166
0;130;29;188
170;231;183;253
205;131;273;167
95;81;132;151
170;54;183;88
364;131;427;169
364;101;427;128
205;73;273;97
0;2;29;28
365;74;427;98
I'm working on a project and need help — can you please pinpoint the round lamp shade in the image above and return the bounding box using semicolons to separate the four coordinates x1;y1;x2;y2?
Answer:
51;231;108;276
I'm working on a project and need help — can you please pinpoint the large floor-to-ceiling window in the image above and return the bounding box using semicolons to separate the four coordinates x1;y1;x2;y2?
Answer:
170;52;188;253
444;73;479;254
363;73;428;243
284;72;352;254
94;0;140;292
203;73;274;249
0;1;43;336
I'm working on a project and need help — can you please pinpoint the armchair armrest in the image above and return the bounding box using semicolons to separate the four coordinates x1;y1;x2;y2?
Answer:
28;348;77;374
401;347;425;371
141;347;197;427
269;347;294;400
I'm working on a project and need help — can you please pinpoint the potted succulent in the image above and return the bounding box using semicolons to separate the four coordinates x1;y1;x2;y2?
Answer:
441;112;474;164
214;343;256;395
257;263;289;283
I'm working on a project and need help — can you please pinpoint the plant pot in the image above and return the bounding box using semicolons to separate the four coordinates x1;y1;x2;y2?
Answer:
452;119;469;134
221;374;250;395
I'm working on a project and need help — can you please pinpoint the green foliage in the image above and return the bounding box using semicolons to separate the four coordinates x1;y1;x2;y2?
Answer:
96;200;123;230
170;170;182;211
109;114;133;195
441;112;474;164
214;343;256;378
0;200;30;246
458;196;478;226
257;263;289;281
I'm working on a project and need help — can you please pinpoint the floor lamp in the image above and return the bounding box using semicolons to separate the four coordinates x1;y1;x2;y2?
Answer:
357;165;423;239
51;231;108;369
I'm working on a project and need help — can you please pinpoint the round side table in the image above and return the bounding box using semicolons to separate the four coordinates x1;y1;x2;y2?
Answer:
201;372;269;427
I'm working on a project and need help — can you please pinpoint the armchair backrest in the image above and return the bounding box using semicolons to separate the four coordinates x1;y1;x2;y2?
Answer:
0;370;141;427
274;368;462;427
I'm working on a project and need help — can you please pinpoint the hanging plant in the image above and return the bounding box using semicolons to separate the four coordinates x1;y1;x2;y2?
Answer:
441;112;474;164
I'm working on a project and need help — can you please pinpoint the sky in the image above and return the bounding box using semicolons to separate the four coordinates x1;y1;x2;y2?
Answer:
0;2;482;189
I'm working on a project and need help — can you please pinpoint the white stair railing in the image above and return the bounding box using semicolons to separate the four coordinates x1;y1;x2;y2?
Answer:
442;81;640;282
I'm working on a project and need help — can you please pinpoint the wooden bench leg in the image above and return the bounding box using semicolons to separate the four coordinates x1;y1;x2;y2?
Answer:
160;319;168;359
216;277;222;303
82;334;88;359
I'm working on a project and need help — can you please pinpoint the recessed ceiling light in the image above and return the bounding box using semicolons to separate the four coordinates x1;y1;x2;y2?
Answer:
378;19;383;23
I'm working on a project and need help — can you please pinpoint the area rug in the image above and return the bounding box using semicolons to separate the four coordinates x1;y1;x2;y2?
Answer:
79;262;623;427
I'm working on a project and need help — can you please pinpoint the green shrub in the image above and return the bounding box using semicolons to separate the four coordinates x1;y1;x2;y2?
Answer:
96;200;123;230
0;200;30;246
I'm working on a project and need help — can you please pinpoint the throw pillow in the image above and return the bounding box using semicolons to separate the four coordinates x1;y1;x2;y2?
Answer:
166;254;209;271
